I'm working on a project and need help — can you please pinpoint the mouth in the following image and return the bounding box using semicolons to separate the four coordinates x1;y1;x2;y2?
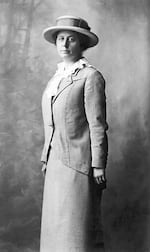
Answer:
60;50;70;54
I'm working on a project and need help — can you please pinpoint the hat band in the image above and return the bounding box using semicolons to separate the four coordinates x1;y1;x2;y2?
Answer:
56;18;91;31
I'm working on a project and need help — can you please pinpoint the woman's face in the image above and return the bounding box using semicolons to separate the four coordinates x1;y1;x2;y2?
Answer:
56;30;82;63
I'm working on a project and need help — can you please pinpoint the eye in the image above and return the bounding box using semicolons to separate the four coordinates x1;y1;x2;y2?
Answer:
69;36;76;42
57;36;64;41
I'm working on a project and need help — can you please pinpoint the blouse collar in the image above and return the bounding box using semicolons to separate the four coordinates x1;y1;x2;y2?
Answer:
45;58;92;97
55;57;91;77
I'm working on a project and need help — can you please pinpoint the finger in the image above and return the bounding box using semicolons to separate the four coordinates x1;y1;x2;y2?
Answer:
42;169;46;177
101;174;107;182
94;177;99;184
95;176;102;184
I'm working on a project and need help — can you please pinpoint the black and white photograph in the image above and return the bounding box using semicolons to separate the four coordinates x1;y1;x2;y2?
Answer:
0;0;149;251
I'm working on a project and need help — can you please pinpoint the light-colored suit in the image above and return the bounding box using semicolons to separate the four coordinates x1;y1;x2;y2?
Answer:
41;66;108;175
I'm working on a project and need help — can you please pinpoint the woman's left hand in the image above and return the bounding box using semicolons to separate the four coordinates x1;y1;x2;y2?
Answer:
42;163;47;177
93;167;106;185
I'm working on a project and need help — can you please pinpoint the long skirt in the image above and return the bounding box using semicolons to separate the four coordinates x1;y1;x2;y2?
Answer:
40;150;104;252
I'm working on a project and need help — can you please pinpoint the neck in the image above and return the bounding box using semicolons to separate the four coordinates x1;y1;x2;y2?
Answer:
62;55;82;69
63;61;76;69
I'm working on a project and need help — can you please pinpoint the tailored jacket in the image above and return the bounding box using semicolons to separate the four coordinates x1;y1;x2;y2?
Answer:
41;64;108;175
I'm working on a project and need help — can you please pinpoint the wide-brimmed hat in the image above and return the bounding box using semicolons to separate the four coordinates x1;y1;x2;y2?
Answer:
43;15;99;48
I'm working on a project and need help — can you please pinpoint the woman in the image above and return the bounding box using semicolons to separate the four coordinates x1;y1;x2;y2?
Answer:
40;15;108;252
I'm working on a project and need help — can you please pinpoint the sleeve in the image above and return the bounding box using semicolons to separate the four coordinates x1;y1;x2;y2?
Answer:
84;69;108;169
40;91;54;164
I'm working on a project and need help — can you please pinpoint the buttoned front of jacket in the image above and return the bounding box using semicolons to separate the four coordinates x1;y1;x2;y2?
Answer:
41;66;108;175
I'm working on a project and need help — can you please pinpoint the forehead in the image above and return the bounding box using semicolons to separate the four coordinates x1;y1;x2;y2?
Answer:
57;30;78;37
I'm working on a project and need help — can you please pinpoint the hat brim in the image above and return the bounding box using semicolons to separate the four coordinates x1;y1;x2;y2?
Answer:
43;26;99;48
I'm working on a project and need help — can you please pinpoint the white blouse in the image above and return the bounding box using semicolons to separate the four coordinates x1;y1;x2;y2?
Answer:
45;57;92;98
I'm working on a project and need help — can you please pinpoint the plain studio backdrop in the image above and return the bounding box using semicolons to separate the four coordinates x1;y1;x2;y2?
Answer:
0;0;150;251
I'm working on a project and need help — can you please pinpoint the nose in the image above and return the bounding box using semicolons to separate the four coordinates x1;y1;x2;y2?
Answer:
62;38;69;48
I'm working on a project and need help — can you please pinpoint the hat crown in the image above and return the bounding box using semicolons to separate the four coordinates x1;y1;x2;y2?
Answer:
56;15;91;31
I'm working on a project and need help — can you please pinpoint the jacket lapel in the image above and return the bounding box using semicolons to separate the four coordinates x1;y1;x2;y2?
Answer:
51;68;83;104
52;75;73;104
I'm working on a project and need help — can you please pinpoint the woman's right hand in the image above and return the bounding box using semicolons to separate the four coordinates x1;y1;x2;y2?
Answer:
41;163;47;177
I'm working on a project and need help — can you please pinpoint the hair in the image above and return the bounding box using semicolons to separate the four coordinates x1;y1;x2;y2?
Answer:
54;31;89;52
78;33;89;51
